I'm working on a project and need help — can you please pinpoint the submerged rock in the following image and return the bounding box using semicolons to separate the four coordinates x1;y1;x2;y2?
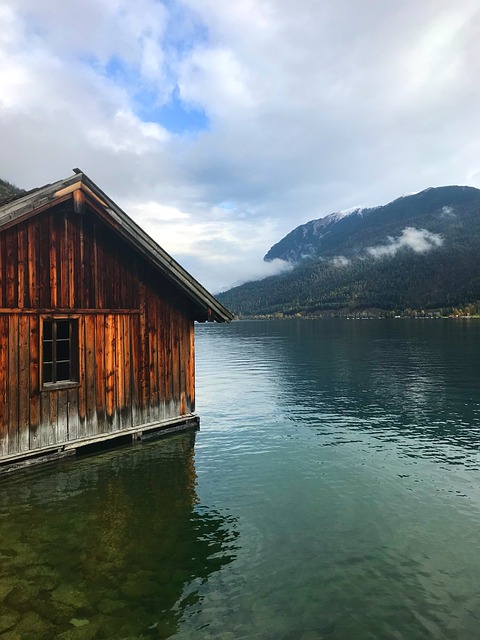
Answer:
0;608;20;633
69;618;90;627
10;610;55;639
51;584;88;609
0;580;13;604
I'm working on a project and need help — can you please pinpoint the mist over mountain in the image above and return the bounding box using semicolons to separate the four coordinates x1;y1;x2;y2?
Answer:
218;186;480;316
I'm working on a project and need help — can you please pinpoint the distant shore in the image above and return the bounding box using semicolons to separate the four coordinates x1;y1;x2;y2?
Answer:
231;312;480;321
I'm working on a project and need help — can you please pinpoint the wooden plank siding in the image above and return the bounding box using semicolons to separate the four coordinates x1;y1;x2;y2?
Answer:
0;316;8;456
0;199;196;459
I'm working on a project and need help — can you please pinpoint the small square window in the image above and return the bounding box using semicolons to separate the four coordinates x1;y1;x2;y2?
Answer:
42;318;78;386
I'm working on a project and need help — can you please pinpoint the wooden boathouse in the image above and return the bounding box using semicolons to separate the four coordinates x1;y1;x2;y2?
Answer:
0;170;232;470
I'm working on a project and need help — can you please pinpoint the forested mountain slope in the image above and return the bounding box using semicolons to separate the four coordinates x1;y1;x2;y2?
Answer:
0;178;25;204
218;186;480;316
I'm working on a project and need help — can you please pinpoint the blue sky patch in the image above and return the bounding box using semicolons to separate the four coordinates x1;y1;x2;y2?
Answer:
134;87;209;134
82;52;209;135
82;53;135;86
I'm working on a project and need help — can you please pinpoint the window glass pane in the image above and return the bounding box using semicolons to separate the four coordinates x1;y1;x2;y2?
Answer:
57;361;70;381
56;320;70;340
57;339;70;361
43;363;53;383
43;341;53;363
43;321;52;340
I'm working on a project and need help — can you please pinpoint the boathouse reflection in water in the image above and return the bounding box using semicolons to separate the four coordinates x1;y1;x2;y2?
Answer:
0;432;239;638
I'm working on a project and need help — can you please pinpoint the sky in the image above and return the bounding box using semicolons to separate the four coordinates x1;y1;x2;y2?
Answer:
1;0;479;293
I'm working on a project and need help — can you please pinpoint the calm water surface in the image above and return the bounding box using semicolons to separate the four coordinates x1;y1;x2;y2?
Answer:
1;319;480;639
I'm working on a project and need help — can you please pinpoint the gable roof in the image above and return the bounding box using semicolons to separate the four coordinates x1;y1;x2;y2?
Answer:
0;170;233;322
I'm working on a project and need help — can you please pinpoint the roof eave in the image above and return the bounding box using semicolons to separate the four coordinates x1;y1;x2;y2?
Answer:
0;172;234;323
77;174;233;322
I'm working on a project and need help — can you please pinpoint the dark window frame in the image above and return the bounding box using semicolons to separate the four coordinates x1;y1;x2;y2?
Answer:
41;316;80;390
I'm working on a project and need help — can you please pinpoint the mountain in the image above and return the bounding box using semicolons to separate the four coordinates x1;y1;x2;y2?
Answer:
218;186;480;316
0;178;25;204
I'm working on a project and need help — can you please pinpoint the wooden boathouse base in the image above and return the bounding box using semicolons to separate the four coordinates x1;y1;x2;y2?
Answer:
0;414;200;475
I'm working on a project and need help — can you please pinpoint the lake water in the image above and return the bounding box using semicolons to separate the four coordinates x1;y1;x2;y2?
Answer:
1;319;480;639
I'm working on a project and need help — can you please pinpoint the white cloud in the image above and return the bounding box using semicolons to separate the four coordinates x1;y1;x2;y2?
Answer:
366;227;444;259
178;47;257;119
123;199;291;291
0;0;479;291
222;258;293;292
88;110;169;154
125;201;190;225
441;206;456;217
331;256;351;267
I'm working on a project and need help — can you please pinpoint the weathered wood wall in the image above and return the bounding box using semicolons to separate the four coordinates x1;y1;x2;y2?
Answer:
0;200;195;459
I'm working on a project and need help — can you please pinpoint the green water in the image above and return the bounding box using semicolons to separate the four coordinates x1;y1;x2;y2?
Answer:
1;319;480;639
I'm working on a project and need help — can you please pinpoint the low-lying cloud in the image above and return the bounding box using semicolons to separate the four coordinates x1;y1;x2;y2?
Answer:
441;205;456;218
220;258;293;292
366;227;443;259
331;255;351;267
